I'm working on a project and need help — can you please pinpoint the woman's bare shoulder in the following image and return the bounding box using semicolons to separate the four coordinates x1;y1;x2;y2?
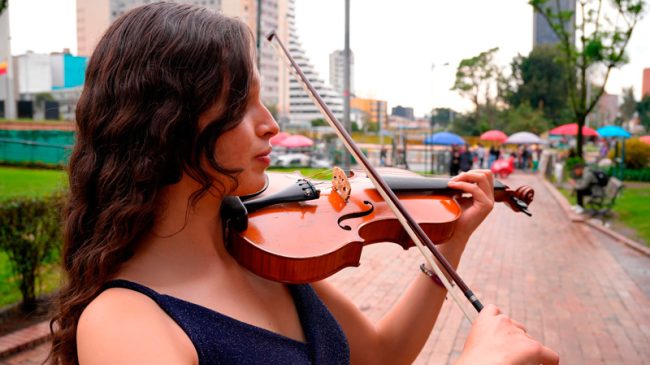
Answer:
76;287;197;365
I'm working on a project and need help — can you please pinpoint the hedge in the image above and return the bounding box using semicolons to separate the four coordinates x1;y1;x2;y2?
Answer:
0;192;65;311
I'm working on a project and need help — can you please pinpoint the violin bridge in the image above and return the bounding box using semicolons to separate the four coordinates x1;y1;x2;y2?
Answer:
332;166;351;201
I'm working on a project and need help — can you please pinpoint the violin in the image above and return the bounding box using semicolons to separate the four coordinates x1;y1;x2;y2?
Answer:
238;30;527;316
223;168;534;284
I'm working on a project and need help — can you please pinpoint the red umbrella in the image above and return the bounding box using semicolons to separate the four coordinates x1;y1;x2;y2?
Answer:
270;132;290;146
277;135;314;148
549;123;599;137
640;135;650;145
480;130;507;142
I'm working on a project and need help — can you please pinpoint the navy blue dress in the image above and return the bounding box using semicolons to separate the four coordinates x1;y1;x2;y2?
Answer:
101;280;350;365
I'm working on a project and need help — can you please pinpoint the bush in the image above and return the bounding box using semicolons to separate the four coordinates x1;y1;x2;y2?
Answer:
608;138;650;169
0;192;65;311
607;167;650;182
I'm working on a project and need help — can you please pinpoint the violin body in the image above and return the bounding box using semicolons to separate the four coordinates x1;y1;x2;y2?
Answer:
225;169;532;284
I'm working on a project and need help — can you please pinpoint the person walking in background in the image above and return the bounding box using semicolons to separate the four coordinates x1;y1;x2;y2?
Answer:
476;144;486;168
521;146;530;172
460;146;473;172
449;146;461;176
488;145;499;168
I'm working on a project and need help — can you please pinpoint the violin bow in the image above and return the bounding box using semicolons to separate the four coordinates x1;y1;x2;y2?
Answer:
267;31;480;321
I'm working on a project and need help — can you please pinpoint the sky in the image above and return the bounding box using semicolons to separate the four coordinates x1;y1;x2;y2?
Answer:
8;0;650;117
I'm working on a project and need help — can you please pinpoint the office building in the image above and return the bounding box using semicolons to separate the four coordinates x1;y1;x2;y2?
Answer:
533;0;575;47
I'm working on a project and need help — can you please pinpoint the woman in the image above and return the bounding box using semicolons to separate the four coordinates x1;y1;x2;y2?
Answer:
49;3;558;364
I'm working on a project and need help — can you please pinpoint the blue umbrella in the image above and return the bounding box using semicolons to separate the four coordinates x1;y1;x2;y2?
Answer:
596;125;631;139
424;131;465;145
597;125;630;179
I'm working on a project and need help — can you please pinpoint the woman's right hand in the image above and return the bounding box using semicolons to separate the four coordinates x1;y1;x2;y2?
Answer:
456;304;559;365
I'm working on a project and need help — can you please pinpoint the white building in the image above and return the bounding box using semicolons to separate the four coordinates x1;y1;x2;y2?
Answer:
286;1;342;129
15;52;52;94
329;49;354;96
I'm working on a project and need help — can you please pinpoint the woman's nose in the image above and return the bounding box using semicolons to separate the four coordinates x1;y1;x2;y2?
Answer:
259;106;280;138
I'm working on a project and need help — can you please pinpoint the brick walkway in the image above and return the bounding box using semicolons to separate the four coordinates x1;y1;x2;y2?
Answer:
3;173;650;364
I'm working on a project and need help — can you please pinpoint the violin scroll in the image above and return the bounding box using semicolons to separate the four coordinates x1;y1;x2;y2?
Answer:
497;185;535;216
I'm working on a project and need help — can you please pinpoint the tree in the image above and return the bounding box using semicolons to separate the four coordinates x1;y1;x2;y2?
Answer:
452;48;501;112
449;113;482;136
0;1;7;15
638;95;650;131
530;0;645;158
619;86;637;123
500;103;552;135
310;118;327;127
429;107;456;128
505;45;572;124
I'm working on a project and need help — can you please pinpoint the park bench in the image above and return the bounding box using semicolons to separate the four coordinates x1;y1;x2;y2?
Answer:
584;176;624;218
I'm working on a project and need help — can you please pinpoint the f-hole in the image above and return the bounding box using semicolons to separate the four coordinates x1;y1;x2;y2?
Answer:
337;201;374;231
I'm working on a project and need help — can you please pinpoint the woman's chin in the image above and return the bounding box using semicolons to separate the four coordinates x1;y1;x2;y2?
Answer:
233;174;267;197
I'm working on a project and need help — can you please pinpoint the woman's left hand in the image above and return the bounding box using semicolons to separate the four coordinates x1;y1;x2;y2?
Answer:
446;169;495;243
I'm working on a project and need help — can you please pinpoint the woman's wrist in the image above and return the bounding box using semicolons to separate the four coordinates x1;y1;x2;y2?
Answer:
437;237;468;268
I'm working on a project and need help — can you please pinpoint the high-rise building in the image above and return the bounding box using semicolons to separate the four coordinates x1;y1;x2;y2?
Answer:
533;0;575;47
329;49;354;96
287;36;343;129
641;68;650;98
286;1;342;129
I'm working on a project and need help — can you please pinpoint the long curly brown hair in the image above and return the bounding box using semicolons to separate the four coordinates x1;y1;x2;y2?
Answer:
48;3;256;364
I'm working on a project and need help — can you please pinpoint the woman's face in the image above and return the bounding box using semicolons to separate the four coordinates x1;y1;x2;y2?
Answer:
210;74;279;196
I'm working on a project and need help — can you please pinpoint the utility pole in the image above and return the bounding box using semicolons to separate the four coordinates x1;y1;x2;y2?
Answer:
342;0;351;172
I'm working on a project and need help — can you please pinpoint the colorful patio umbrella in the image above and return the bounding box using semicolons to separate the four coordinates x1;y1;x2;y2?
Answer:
479;130;507;143
640;136;650;145
276;134;314;148
504;132;544;144
270;132;290;146
549;123;599;137
424;131;465;145
596;125;631;139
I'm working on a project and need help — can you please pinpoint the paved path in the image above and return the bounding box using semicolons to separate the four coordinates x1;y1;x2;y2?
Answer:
3;173;650;364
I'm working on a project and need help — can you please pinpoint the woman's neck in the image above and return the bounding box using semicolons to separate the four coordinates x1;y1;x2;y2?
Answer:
119;175;235;284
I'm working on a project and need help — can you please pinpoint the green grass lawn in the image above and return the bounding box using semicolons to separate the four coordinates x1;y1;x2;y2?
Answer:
559;184;650;246
267;167;331;179
0;166;67;200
